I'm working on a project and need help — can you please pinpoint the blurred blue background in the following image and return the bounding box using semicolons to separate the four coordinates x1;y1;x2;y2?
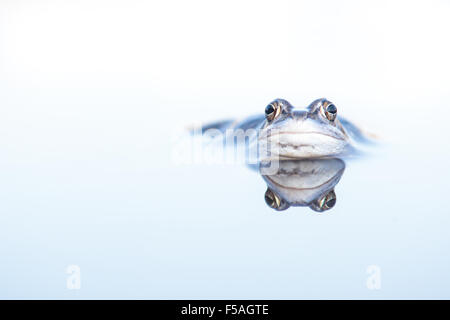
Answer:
1;0;450;299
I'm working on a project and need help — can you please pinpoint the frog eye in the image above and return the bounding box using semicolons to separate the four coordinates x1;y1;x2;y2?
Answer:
309;190;337;212
264;188;289;211
324;103;337;121
318;190;336;210
265;102;281;121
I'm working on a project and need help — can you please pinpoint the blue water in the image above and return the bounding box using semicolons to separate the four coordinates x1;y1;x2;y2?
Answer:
1;91;449;299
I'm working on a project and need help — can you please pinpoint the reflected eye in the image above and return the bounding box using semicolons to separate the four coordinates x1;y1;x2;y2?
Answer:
264;188;289;211
264;188;280;208
265;102;280;121
325;103;337;121
325;197;336;208
310;190;337;212
319;190;337;210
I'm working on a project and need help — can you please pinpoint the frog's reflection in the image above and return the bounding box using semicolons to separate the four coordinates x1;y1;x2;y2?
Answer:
259;158;345;212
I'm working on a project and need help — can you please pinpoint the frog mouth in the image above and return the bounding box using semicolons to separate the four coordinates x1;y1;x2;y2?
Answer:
264;166;345;191
258;130;346;142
